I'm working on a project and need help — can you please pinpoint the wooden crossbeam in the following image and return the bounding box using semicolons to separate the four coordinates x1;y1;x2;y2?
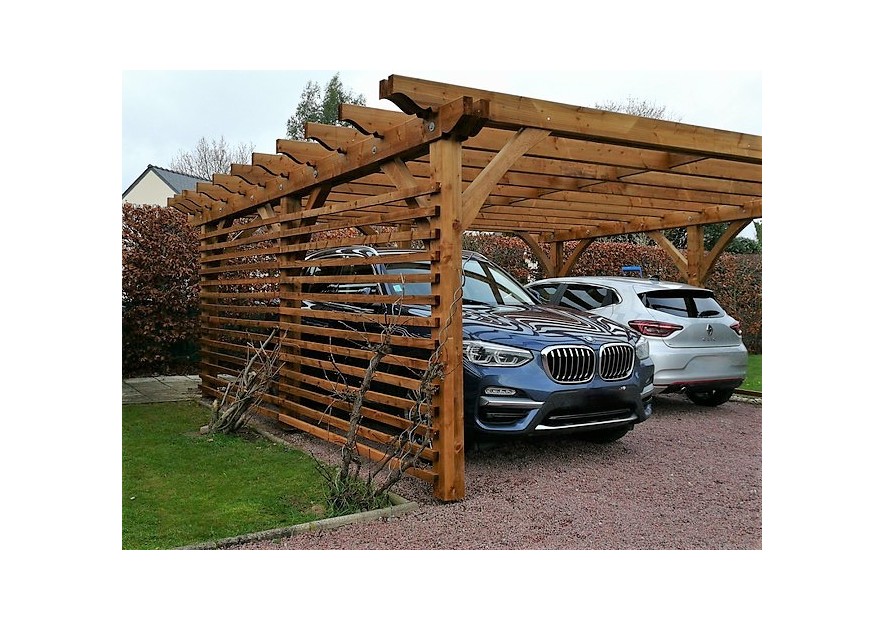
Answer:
381;74;761;163
192;97;487;227
340;103;409;135
276;139;334;164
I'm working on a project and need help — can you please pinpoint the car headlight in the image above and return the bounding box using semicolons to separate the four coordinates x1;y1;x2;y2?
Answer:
462;340;533;367
635;337;650;360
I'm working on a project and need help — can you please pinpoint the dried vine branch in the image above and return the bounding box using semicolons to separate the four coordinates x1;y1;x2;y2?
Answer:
316;281;452;510
203;329;282;435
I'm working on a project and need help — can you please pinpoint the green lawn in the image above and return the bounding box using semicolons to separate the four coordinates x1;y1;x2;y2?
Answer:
122;401;331;549
743;354;761;391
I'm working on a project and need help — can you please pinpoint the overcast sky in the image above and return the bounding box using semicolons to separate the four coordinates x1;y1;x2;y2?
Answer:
121;70;762;192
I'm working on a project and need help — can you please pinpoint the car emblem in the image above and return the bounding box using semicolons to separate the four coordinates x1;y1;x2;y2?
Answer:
704;324;715;341
581;335;594;344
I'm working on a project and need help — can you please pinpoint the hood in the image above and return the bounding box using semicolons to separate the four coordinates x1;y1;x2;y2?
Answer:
462;303;633;350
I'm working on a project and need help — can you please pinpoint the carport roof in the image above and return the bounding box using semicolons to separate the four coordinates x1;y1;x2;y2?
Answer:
169;74;761;242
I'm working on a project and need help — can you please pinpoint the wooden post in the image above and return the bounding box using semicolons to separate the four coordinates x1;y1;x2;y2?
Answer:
550;241;563;278
278;196;301;419
429;137;465;501
686;225;703;286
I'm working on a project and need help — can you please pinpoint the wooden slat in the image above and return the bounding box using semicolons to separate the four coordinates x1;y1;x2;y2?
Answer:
282;272;434;285
279;292;436;305
279;227;437;254
283;251;437;270
280;383;433;437
280;368;435;413
286;322;437;350
289;339;431;373
280;306;437;328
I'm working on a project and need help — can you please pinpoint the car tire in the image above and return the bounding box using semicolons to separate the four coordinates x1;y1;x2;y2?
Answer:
685;388;734;407
583;426;631;444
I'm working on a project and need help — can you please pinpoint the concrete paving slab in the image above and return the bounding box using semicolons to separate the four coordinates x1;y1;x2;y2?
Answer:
123;376;203;405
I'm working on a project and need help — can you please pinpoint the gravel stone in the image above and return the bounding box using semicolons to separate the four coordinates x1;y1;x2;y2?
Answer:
235;393;761;550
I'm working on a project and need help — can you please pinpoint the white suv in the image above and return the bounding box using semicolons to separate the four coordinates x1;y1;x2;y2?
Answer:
527;276;748;406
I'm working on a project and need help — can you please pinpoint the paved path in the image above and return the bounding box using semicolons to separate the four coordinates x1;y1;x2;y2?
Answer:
122;375;202;404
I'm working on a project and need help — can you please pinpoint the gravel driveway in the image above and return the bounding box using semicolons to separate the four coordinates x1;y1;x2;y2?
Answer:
234;393;761;550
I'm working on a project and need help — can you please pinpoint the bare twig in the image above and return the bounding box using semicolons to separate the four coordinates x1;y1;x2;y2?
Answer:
204;329;282;435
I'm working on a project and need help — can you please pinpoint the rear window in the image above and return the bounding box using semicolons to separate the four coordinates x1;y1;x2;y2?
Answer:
640;290;725;318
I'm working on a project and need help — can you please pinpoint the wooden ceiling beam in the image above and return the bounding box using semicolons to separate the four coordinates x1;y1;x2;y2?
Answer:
597;172;761;196
340;103;408;135
305;123;366;152
189;96;487;226
211;173;256;196
229;163;279;188
538;201;761;242
252;153;303;178
381;74;761;163
276;139;334;165
171;189;227;216
195;182;237;204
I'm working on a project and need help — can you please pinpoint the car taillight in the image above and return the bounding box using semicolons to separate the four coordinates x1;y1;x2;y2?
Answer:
730;321;742;336
628;320;683;337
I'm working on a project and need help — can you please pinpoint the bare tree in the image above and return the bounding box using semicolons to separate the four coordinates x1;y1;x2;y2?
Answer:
594;96;682;122
169;136;255;179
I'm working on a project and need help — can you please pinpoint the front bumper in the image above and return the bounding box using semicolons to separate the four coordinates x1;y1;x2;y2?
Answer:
464;355;654;436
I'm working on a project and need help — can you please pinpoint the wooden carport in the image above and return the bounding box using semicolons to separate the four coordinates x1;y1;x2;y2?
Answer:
169;74;762;501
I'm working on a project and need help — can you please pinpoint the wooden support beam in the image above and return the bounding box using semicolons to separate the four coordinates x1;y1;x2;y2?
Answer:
340;103;408;135
462;127;550;229
305;124;365;152
381;74;761;163
190;98;487;227
515;232;553;279
276;139;334;165
211;173;255;196
686;225;703;285
429;137;465;502
699;218;754;284
252;153;302;178
648;231;689;282
230;163;277;187
550;241;563;278
560;238;593;277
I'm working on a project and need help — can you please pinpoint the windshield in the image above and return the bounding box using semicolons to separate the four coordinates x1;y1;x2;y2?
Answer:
384;258;536;307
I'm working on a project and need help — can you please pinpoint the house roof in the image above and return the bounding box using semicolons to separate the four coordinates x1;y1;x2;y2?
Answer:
123;165;207;198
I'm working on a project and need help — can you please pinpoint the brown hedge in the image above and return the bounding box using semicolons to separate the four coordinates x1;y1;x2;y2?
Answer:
464;234;762;354
122;204;200;377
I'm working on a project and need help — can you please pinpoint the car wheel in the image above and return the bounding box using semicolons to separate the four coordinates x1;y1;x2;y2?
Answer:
685;388;734;407
583;426;631;444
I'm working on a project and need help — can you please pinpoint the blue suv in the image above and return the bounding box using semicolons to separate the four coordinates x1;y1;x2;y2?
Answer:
301;247;654;443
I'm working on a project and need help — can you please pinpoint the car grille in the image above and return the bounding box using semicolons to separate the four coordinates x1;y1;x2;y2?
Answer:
542;346;595;383
542;344;635;384
599;343;635;380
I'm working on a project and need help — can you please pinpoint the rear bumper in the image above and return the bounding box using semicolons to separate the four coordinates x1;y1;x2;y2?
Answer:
650;345;747;393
